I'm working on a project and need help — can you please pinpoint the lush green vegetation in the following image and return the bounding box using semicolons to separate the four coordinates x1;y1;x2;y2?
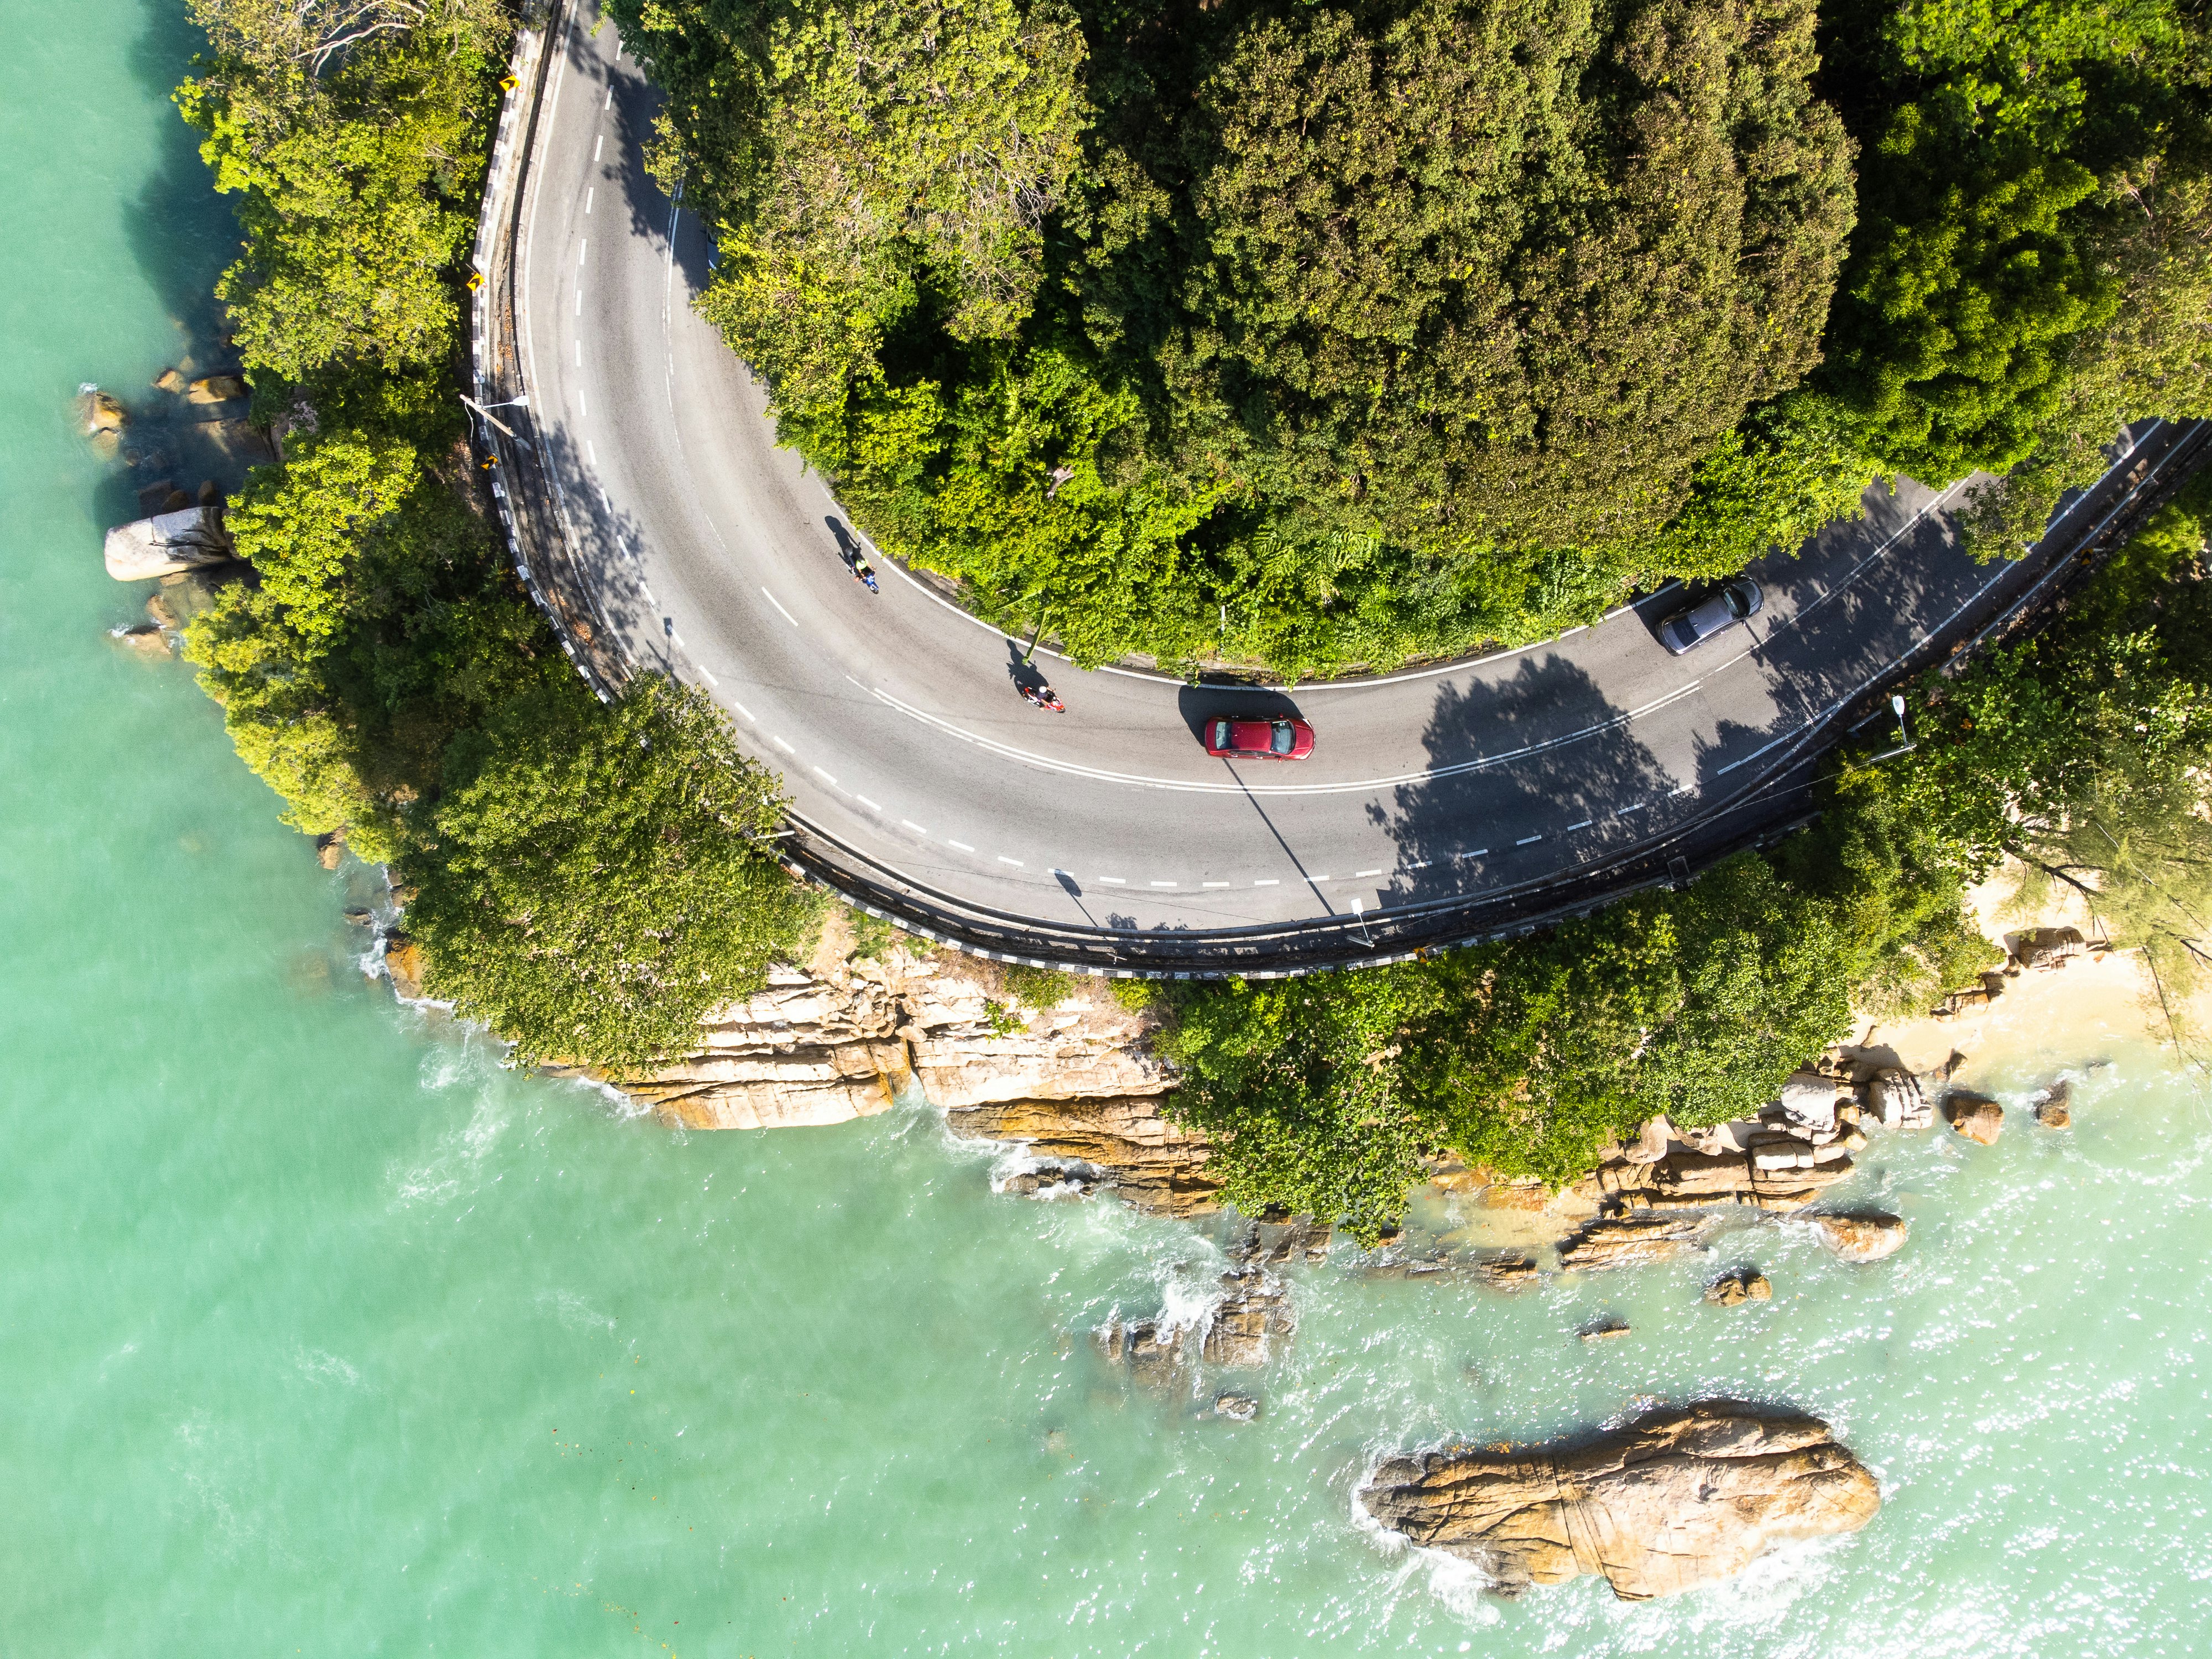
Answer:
169;0;2212;1224
1160;482;2212;1240
179;0;817;1067
615;0;2212;674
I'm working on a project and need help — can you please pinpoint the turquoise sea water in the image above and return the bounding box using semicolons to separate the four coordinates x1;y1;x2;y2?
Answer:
9;4;2212;1653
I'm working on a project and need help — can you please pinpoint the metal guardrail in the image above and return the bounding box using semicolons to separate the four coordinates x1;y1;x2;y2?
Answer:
466;4;2212;979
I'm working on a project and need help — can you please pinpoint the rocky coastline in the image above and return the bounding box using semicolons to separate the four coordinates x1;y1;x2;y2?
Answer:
311;800;2143;1599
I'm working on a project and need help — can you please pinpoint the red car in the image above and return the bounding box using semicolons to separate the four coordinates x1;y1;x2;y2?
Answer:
1203;715;1316;760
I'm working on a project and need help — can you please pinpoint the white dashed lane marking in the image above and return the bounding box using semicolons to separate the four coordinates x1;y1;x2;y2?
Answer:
855;795;881;811
948;839;975;853
761;587;799;627
901;820;927;833
771;736;794;753
998;855;1024;867
1098;877;1128;885
1515;835;1542;846
813;767;837;785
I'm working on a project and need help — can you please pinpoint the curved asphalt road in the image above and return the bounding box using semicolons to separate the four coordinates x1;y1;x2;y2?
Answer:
512;4;2167;942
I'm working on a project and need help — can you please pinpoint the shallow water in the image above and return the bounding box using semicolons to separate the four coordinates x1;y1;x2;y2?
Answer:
8;3;2212;1653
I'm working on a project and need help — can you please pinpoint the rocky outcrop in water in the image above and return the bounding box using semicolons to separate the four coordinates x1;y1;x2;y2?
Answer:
1097;1264;1293;1382
1944;1092;2004;1145
1705;1268;1773;1306
1558;1213;1712;1271
1358;1403;1881;1600
1807;1211;1908;1262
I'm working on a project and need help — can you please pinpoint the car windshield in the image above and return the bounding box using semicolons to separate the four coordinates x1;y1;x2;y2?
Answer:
1270;721;1293;755
1213;720;1230;749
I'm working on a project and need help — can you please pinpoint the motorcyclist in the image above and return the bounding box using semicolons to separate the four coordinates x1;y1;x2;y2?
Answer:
1020;681;1064;712
852;555;879;593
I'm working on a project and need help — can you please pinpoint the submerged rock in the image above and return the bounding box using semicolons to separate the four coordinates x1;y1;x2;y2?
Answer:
1213;1391;1259;1422
1097;1316;1187;1387
1807;1211;1907;1263
186;373;248;404
1357;1403;1881;1600
1578;1320;1631;1343
1705;1269;1773;1306
2034;1081;2073;1129
1201;1268;1293;1367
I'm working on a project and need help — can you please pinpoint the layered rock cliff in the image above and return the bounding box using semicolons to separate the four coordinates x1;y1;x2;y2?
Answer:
602;923;1220;1213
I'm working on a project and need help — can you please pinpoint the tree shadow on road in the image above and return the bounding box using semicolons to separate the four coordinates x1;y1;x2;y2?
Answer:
1371;655;1675;909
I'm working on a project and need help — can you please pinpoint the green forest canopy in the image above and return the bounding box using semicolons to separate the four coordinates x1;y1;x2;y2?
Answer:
617;0;2212;674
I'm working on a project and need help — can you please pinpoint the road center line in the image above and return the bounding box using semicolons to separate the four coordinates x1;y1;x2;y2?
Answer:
577;238;586;267
1565;820;1593;832
593;133;603;160
1515;834;1542;846
729;700;755;721
1098;876;1128;885
1202;881;1231;888
813;766;837;785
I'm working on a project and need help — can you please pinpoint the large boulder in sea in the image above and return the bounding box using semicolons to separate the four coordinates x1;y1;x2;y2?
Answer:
1943;1092;2004;1146
1807;1212;1908;1263
1358;1403;1880;1600
103;506;234;581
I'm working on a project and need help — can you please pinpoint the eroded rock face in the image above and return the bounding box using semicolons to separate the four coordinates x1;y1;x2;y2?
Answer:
608;966;910;1133
1558;1214;1710;1271
946;1093;1219;1216
606;940;1214;1206
1808;1212;1908;1263
1358;1404;1881;1600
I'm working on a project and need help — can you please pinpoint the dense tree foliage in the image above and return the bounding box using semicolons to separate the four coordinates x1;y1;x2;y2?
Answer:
1820;0;2212;485
619;0;1862;670
1902;474;2212;1050
180;2;818;1068
407;676;815;1067
178;0;508;381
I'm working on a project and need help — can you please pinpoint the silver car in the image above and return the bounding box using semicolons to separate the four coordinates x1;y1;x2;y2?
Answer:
1658;577;1763;654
